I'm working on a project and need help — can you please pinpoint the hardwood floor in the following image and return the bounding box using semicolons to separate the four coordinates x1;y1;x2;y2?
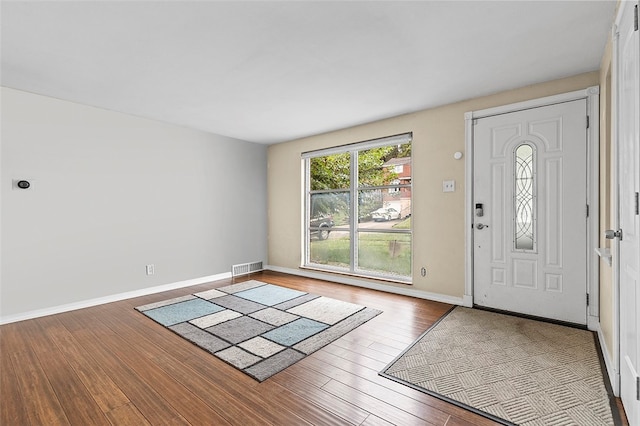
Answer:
0;271;627;425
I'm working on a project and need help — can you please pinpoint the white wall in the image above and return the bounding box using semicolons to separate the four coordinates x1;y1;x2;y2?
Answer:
1;87;267;319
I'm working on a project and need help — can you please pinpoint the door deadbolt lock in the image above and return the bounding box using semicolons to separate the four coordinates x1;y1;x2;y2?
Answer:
604;229;623;240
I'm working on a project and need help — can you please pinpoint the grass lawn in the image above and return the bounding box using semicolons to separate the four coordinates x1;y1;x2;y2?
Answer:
393;217;411;229
310;232;411;277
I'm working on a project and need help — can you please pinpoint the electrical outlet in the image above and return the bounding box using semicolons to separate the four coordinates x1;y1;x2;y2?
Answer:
146;264;155;275
443;180;455;192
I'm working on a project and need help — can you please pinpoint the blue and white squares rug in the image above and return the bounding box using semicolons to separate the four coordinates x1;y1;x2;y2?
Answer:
136;280;381;381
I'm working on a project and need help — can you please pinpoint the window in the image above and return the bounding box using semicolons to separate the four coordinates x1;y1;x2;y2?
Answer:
303;133;412;282
514;143;535;251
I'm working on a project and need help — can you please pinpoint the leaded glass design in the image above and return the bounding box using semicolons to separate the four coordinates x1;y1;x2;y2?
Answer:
515;144;535;250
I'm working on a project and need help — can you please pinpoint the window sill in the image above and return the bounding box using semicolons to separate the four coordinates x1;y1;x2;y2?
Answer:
300;265;412;286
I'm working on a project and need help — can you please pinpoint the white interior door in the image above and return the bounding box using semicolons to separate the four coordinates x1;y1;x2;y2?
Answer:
473;99;588;325
615;1;639;423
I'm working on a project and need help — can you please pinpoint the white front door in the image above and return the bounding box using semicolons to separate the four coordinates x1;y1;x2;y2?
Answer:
616;1;640;422
473;100;588;325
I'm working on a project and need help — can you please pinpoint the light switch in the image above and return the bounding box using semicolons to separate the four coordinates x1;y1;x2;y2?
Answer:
443;180;455;192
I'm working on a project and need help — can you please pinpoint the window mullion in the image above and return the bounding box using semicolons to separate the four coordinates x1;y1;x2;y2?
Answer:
304;158;311;265
350;150;358;273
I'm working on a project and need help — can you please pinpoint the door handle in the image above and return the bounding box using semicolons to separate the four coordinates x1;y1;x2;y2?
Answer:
605;229;623;240
476;223;489;230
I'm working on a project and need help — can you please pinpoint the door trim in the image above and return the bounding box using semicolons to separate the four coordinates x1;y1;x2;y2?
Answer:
609;18;622;398
463;87;601;329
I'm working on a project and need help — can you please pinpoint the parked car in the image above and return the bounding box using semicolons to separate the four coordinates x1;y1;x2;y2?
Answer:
310;215;334;240
371;207;401;222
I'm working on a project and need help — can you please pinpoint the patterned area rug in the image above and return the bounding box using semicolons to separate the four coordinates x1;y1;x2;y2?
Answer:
381;307;617;426
136;280;381;381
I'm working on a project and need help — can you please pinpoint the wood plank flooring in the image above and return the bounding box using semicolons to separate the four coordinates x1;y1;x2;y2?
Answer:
0;271;628;425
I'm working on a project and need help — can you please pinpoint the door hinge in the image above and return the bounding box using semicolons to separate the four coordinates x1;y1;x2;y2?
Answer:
635;192;639;215
637;376;640;400
586;204;589;218
634;4;638;31
586;293;590;306
586;116;590;128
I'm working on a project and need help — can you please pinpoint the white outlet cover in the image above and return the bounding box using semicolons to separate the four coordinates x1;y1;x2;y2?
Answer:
443;180;455;192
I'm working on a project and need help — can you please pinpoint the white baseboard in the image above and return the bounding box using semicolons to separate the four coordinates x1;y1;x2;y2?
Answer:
587;314;600;331
266;265;465;306
462;294;473;307
0;272;231;325
593;322;620;396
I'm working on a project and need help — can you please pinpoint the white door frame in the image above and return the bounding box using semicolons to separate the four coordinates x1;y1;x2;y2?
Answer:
463;87;601;330
609;16;622;399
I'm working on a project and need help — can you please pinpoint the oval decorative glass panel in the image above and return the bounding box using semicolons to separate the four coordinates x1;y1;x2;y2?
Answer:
515;144;535;250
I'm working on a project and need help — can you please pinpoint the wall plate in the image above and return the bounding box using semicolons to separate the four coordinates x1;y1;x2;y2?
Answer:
443;180;455;192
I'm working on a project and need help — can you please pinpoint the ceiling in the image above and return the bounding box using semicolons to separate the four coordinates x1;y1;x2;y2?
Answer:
1;1;616;144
